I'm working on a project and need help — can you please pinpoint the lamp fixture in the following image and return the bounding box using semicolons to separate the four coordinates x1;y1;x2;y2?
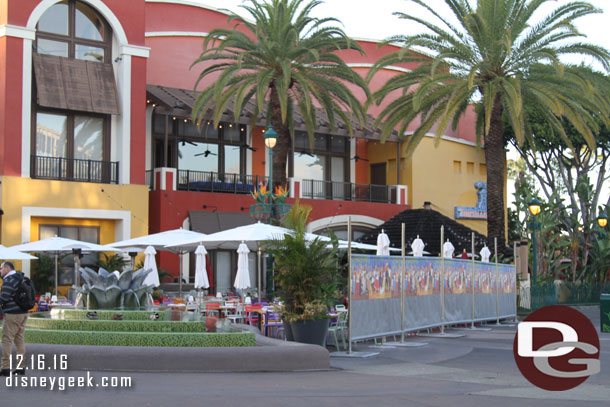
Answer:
264;126;278;149
528;198;542;216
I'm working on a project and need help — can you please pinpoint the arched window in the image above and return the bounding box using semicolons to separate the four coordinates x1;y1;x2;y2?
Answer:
35;0;111;62
31;1;118;183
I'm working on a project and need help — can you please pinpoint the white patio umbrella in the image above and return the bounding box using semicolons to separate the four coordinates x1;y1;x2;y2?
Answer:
110;228;207;295
480;246;491;262
0;245;37;260
194;244;209;290
11;236;119;296
166;222;316;299
411;235;426;257
234;242;251;293
443;239;455;258
142;246;160;287
376;229;391;256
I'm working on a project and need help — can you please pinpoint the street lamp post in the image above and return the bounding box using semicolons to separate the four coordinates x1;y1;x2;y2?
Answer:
598;212;608;239
528;198;542;309
263;126;278;195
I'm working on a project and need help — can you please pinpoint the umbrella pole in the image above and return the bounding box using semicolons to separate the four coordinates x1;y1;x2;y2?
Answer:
54;253;59;296
257;248;261;302
179;251;183;297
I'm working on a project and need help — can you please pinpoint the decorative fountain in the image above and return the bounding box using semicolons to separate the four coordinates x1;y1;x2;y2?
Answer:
17;267;255;348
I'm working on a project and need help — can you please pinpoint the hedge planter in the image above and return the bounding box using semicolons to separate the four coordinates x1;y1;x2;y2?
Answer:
290;319;329;346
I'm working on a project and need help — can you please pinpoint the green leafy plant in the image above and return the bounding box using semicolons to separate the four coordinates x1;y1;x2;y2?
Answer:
31;253;55;294
96;253;129;272
265;201;340;322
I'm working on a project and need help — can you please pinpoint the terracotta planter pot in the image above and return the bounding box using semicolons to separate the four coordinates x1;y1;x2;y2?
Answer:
290;319;329;346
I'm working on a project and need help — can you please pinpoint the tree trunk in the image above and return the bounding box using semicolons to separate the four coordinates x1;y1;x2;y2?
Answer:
485;95;507;250
269;87;290;191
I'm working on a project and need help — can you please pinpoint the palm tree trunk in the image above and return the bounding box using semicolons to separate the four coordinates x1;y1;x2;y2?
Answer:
270;87;290;191
485;95;507;250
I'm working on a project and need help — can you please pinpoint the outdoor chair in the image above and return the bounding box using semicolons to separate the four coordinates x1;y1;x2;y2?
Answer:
245;304;262;327
263;310;283;337
204;302;222;318
327;310;348;350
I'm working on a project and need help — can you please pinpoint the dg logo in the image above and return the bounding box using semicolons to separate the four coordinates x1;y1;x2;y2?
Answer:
513;305;600;391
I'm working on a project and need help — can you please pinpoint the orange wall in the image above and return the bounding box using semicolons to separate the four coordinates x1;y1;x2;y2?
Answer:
0;35;23;176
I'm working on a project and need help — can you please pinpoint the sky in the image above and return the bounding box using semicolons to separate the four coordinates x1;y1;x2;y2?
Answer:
194;0;610;208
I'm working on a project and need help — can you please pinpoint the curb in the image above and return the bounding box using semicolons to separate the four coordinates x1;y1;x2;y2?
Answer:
22;324;330;373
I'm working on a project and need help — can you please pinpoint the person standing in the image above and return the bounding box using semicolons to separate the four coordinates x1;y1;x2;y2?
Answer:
0;262;29;376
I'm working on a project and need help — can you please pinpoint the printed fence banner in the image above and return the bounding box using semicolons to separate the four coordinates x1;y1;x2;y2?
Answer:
350;254;516;341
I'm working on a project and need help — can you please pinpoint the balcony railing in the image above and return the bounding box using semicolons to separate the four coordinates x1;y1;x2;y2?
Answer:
177;170;269;194
301;179;391;203
31;155;119;184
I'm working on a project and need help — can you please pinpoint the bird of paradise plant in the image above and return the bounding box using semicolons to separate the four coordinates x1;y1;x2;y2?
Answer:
273;185;289;204
252;183;270;203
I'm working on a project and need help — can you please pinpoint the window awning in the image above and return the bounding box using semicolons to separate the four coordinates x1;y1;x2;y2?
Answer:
33;53;119;115
188;210;256;235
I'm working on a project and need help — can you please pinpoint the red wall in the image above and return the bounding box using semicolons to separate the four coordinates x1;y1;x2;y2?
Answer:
149;188;408;276
0;36;23;176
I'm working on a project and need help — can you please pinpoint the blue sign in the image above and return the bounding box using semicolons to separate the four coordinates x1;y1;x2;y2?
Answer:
455;182;487;220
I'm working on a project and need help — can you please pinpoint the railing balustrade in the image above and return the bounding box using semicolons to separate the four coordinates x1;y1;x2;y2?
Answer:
31;155;119;184
301;179;390;203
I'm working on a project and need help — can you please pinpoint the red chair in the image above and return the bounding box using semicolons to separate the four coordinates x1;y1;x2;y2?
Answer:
205;302;222;318
245;304;262;327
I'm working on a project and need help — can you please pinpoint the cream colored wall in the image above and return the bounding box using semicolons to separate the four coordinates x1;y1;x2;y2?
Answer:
366;136;488;236
411;136;487;235
0;176;149;248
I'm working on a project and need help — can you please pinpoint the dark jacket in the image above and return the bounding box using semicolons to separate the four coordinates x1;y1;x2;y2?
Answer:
0;272;29;314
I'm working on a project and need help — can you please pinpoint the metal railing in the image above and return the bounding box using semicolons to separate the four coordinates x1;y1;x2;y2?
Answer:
177;170;269;194
301;179;391;203
145;170;154;189
31;155;119;184
519;280;610;312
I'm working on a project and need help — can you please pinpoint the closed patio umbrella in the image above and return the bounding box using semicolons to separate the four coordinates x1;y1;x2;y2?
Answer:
376;229;390;256
194;244;209;290
142;246;160;287
234;242;251;293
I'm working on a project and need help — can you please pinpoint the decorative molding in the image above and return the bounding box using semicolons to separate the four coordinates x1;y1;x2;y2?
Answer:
0;24;36;40
347;63;411;74
120;44;150;58
145;31;209;38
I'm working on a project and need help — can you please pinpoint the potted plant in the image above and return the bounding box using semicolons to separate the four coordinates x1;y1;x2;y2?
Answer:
265;201;340;346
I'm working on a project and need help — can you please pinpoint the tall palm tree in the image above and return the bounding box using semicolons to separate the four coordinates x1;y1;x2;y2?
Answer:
369;0;610;248
191;0;369;189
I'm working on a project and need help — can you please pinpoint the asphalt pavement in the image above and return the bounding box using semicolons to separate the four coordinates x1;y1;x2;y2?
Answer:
1;306;608;406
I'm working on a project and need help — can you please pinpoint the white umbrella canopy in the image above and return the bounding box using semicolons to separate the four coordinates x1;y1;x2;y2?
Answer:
11;236;119;296
411;236;426;257
110;228;207;295
110;228;207;252
0;245;37;260
165;222;292;251
11;236;119;253
194;244;209;289
142;246;160;287
376;230;391;256
234;242;251;290
443;240;455;258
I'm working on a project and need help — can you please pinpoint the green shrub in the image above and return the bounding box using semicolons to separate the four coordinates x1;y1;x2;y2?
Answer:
0;328;255;347
26;318;209;333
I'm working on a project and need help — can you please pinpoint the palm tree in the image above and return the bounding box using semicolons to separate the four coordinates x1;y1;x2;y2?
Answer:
191;0;369;188
368;0;610;248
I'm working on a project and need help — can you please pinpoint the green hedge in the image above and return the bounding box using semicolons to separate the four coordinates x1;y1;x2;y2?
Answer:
48;309;172;321
27;318;208;333
0;328;255;347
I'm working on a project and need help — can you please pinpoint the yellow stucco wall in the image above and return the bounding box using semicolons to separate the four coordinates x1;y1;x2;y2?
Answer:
0;177;149;271
367;136;489;235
